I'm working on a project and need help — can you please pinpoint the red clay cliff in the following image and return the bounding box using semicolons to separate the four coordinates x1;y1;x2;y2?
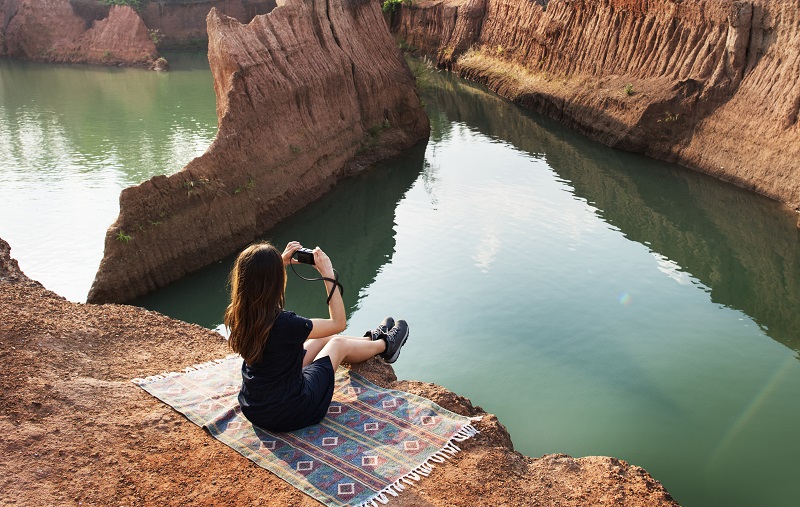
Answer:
390;0;800;215
0;0;277;67
87;0;430;303
1;0;158;67
139;0;277;48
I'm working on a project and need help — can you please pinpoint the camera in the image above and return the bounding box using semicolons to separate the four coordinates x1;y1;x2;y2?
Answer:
293;247;315;265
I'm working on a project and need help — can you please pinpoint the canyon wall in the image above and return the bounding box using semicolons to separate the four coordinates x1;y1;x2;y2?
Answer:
391;0;800;214
0;0;276;66
0;0;158;67
139;0;277;48
86;0;430;303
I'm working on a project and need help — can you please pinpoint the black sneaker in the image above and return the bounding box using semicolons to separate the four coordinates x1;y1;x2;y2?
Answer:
364;316;394;341
381;320;409;364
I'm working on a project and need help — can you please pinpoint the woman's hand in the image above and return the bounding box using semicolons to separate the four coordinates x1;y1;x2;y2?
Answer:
281;241;302;266
312;247;335;279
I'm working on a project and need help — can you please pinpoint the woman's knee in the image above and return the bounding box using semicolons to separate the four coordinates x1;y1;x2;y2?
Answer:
325;336;348;352
317;336;348;367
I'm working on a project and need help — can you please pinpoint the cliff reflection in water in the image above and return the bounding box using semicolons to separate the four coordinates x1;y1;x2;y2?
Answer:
414;61;800;356
132;143;427;327
0;53;216;185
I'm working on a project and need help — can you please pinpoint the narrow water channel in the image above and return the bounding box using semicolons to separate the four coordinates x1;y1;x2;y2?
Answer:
2;55;799;507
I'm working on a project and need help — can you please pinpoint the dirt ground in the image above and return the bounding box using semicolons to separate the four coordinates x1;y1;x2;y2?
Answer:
0;237;678;506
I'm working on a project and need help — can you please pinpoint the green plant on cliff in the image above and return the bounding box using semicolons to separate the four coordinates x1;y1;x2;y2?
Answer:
116;231;132;243
382;0;411;14
148;29;161;46
99;0;147;10
658;111;679;123
183;177;210;196
233;177;255;195
624;83;635;96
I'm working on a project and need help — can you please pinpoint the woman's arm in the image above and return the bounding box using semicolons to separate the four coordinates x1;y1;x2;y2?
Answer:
307;247;347;338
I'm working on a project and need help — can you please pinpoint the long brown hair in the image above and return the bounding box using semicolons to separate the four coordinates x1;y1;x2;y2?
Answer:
225;242;286;365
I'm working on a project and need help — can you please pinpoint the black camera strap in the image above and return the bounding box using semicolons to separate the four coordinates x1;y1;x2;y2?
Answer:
289;262;344;304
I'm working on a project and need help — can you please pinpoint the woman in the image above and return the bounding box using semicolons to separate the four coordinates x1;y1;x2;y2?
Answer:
224;241;409;432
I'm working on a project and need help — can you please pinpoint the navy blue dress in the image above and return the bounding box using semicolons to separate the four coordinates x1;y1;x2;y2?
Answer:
238;311;335;432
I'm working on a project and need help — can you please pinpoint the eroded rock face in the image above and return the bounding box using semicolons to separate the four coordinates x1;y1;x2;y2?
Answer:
59;4;158;65
87;0;430;303
1;0;157;66
0;237;37;286
139;0;277;48
392;0;800;212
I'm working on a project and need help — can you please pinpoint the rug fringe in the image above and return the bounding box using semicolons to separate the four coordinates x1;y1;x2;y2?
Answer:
355;422;481;507
131;354;239;386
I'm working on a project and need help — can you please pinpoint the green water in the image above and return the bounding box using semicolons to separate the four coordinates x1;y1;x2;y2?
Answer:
0;52;217;301
3;56;800;507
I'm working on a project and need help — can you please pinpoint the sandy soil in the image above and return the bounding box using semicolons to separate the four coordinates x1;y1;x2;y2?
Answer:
0;237;678;506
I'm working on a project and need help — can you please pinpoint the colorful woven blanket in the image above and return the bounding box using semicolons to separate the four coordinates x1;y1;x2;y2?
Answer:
133;355;479;507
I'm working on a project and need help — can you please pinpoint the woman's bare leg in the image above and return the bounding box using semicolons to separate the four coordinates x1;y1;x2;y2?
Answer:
315;336;386;370
303;335;334;367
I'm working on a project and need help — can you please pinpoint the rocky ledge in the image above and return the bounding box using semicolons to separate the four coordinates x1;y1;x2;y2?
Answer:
390;0;800;218
1;236;678;505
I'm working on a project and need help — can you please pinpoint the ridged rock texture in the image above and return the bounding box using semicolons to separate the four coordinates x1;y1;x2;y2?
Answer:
86;0;430;303
391;0;800;214
0;0;158;66
139;0;277;48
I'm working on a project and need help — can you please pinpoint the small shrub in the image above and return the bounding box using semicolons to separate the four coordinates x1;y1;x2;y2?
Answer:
290;145;302;154
624;83;635;96
658;111;679;123
234;177;255;194
148;29;161;46
382;0;411;14
116;231;132;243
183;177;210;195
99;0;146;10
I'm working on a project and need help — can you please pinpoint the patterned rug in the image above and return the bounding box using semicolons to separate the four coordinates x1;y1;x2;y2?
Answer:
133;355;479;507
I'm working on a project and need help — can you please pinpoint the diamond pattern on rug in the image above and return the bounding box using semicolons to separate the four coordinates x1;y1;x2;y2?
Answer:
133;355;479;507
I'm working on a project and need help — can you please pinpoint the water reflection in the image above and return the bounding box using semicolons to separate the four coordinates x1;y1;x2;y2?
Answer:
0;53;216;185
126;58;800;506
0;53;218;301
132;143;427;327
412;61;800;358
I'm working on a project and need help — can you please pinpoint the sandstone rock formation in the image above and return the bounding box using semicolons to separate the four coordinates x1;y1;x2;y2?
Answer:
1;0;158;67
87;0;430;303
391;0;800;215
1;236;680;506
139;0;277;48
0;0;279;66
